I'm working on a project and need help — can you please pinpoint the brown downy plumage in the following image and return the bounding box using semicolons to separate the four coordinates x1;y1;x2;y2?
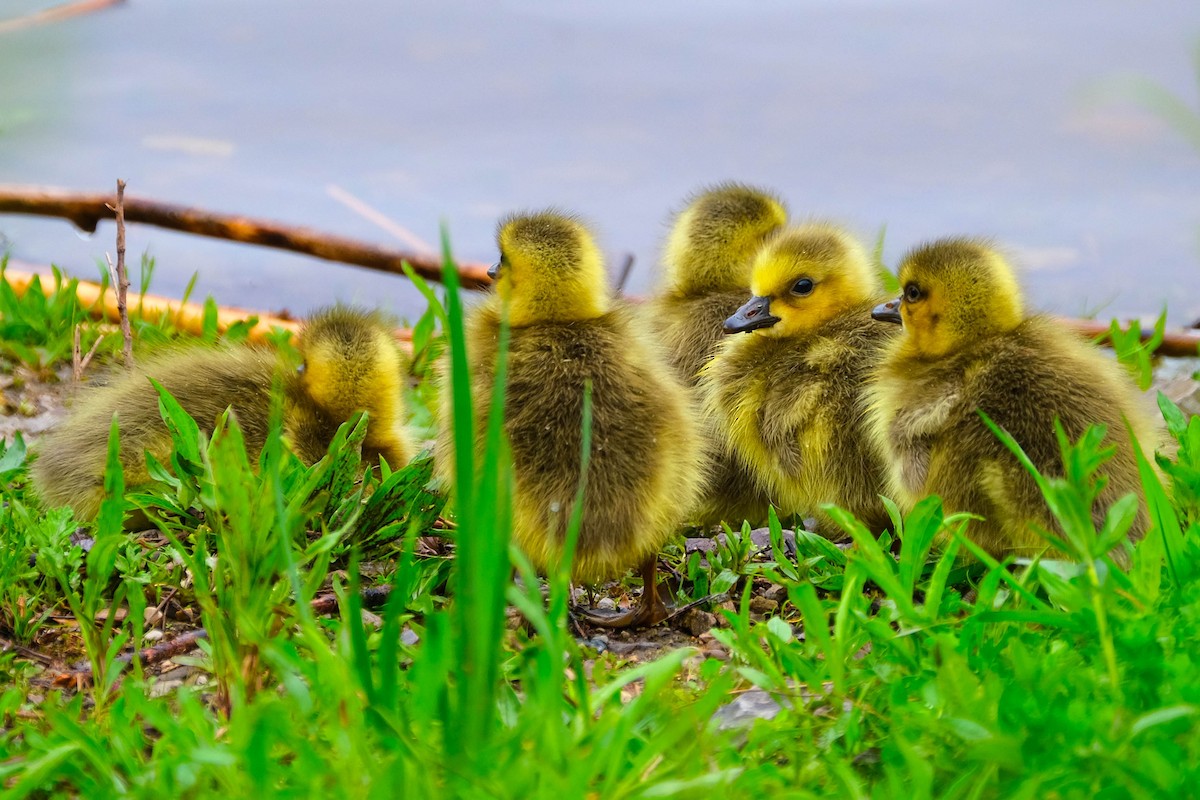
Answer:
865;238;1162;558
699;222;897;533
32;306;412;521
647;183;787;529
438;210;704;627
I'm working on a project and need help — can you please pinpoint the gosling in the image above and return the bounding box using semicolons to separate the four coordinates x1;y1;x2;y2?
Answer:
648;183;787;529
699;222;897;533
865;238;1161;559
440;210;705;628
32;306;412;521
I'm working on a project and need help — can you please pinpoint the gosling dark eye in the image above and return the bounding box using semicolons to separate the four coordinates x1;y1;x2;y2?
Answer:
904;283;922;303
791;278;814;296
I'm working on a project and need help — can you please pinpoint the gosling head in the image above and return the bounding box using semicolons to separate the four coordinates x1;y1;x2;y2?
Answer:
296;306;404;427
723;223;879;338
663;183;787;295
490;211;609;328
872;238;1024;359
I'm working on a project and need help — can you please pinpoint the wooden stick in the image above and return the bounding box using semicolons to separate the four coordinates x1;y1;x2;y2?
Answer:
0;184;493;289
326;184;435;254
1057;318;1200;358
0;0;123;35
1;266;414;351
109;179;134;367
614;253;636;295
58;586;396;680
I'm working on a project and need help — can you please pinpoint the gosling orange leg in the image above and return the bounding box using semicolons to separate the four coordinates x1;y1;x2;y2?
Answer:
576;555;670;629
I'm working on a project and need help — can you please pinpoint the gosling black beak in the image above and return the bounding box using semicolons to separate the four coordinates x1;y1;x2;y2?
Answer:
724;295;781;334
487;261;500;280
871;298;903;325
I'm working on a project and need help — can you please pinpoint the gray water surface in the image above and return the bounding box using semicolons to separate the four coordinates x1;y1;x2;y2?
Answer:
1;0;1199;323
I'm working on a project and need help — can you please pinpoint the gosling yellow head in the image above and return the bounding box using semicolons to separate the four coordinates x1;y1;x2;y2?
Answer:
490;211;610;328
724;223;879;338
297;307;403;425
663;183;787;296
872;238;1024;359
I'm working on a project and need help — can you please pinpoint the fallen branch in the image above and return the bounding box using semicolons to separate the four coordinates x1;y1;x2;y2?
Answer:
4;264;301;342
58;585;397;682
3;264;413;353
1057;318;1200;358
0;0;123;35
0;184;493;289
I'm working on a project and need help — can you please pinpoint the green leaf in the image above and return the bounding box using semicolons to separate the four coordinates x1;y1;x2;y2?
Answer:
1130;704;1198;737
794;529;848;565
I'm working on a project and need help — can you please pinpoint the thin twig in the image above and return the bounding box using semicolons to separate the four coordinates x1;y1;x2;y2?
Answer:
326;184;435;253
0;183;493;289
1;636;54;666
59;585;397;680
110;179;133;367
0;0;123;35
614;253;636;295
79;332;106;377
72;324;82;382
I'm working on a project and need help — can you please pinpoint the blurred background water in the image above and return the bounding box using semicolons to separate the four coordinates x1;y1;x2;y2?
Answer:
1;0;1198;323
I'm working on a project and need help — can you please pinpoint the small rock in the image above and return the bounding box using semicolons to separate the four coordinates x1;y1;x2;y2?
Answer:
1152;357;1200;417
747;528;789;549
596;597;616;611
712;689;788;730
853;748;882;766
69;528;94;553
748;596;778;614
674;608;717;637
766;583;789;605
605;639;666;656
576;636;608;653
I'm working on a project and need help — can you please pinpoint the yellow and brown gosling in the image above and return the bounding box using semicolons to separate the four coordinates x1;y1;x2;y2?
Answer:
437;210;705;628
865;238;1162;559
699;222;897;533
32;306;412;521
647;183;787;530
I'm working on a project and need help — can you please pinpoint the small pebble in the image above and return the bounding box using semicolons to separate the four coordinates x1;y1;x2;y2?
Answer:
749;596;778;614
675;608;717;637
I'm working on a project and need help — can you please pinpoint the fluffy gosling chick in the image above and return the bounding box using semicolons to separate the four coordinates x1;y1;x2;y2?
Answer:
648;183;787;529
699;223;896;532
288;307;413;468
440;210;704;627
866;239;1160;558
32;307;412;521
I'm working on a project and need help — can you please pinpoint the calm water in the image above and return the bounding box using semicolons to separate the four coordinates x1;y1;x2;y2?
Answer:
1;0;1199;323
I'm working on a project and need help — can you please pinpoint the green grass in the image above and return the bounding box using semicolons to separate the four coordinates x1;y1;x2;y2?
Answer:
0;252;1197;798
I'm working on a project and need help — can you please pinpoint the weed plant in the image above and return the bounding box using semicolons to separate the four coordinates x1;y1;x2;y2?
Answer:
0;255;1196;797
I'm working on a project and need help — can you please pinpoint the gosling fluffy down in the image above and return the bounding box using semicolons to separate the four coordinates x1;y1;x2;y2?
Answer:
647;183;787;529
438;210;704;586
32;306;412;521
699;222;897;532
865;238;1162;558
